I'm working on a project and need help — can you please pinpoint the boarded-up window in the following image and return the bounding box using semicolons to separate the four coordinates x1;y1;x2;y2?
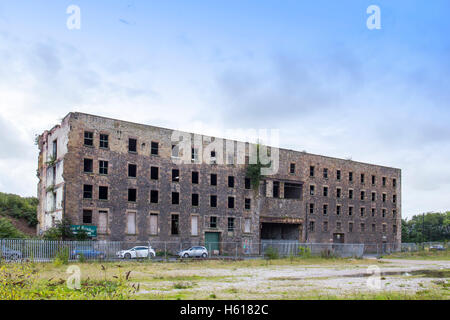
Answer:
98;210;108;234
191;216;198;236
149;214;158;235
127;212;136;234
244;218;251;233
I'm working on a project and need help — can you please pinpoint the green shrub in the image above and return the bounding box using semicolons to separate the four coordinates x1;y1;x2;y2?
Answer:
264;246;279;260
298;246;311;258
320;249;338;259
173;282;193;289
74;229;89;241
42;227;62;240
54;247;69;266
0;217;25;238
78;252;86;263
43;218;75;240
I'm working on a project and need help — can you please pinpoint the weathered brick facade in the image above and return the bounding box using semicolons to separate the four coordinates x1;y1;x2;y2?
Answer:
37;112;401;251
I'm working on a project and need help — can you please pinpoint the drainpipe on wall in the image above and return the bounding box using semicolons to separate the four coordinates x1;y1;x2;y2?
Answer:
304;203;308;243
63;182;66;223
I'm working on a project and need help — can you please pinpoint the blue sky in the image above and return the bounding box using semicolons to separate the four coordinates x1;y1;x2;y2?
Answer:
0;1;449;218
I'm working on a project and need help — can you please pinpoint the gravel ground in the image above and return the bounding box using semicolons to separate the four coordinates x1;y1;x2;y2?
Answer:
137;258;450;298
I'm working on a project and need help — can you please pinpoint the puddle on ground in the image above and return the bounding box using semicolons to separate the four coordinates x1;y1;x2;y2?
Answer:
270;269;450;281
344;269;450;279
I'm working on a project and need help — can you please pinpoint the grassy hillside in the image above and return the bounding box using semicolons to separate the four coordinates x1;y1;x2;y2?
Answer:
0;217;26;238
0;192;38;238
0;192;38;226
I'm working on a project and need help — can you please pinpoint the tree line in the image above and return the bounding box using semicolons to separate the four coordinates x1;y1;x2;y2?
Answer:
402;211;450;243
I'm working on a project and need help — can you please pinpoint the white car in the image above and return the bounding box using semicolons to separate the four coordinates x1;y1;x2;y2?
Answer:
178;246;208;258
116;246;156;259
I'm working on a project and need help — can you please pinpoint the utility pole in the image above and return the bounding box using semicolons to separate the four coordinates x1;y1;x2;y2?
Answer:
422;213;425;250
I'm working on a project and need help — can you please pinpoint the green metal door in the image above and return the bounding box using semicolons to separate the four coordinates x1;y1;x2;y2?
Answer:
205;232;220;253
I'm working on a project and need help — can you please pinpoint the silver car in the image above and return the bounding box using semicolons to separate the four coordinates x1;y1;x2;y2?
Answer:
0;246;23;260
178;246;208;258
429;245;445;251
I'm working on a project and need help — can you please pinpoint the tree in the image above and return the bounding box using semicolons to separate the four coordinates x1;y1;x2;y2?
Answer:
0;217;25;239
401;212;450;243
42;218;75;240
0;192;38;226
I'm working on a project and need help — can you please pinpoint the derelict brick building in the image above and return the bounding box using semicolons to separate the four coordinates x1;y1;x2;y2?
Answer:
37;112;401;252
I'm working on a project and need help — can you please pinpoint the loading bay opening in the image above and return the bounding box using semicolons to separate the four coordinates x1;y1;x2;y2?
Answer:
261;222;302;240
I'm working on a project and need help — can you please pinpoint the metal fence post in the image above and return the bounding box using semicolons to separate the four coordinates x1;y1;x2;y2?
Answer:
148;240;151;261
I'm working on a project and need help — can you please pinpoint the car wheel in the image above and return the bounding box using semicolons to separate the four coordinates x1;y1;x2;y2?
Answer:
149;253;155;258
124;253;131;259
99;253;105;260
202;253;207;258
183;253;189;258
11;254;20;261
75;254;81;260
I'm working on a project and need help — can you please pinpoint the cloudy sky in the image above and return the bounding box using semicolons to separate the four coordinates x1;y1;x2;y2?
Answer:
0;0;449;218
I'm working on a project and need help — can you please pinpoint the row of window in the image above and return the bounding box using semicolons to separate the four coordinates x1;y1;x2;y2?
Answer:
308;220;397;234
82;208;397;237
83;158;252;188
83;184;252;209
299;165;397;188
86;159;398;204
309;185;397;203
83;131;399;188
84;131;184;158
308;203;397;218
85;131;243;165
81;209;252;235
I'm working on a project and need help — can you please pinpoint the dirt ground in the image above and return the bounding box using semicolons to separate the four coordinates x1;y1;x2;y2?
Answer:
134;258;450;299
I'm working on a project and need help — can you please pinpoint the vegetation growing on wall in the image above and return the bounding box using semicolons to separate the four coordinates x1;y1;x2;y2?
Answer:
245;144;271;192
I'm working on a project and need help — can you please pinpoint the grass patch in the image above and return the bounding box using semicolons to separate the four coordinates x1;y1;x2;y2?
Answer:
0;262;137;300
173;282;195;289
383;250;450;261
